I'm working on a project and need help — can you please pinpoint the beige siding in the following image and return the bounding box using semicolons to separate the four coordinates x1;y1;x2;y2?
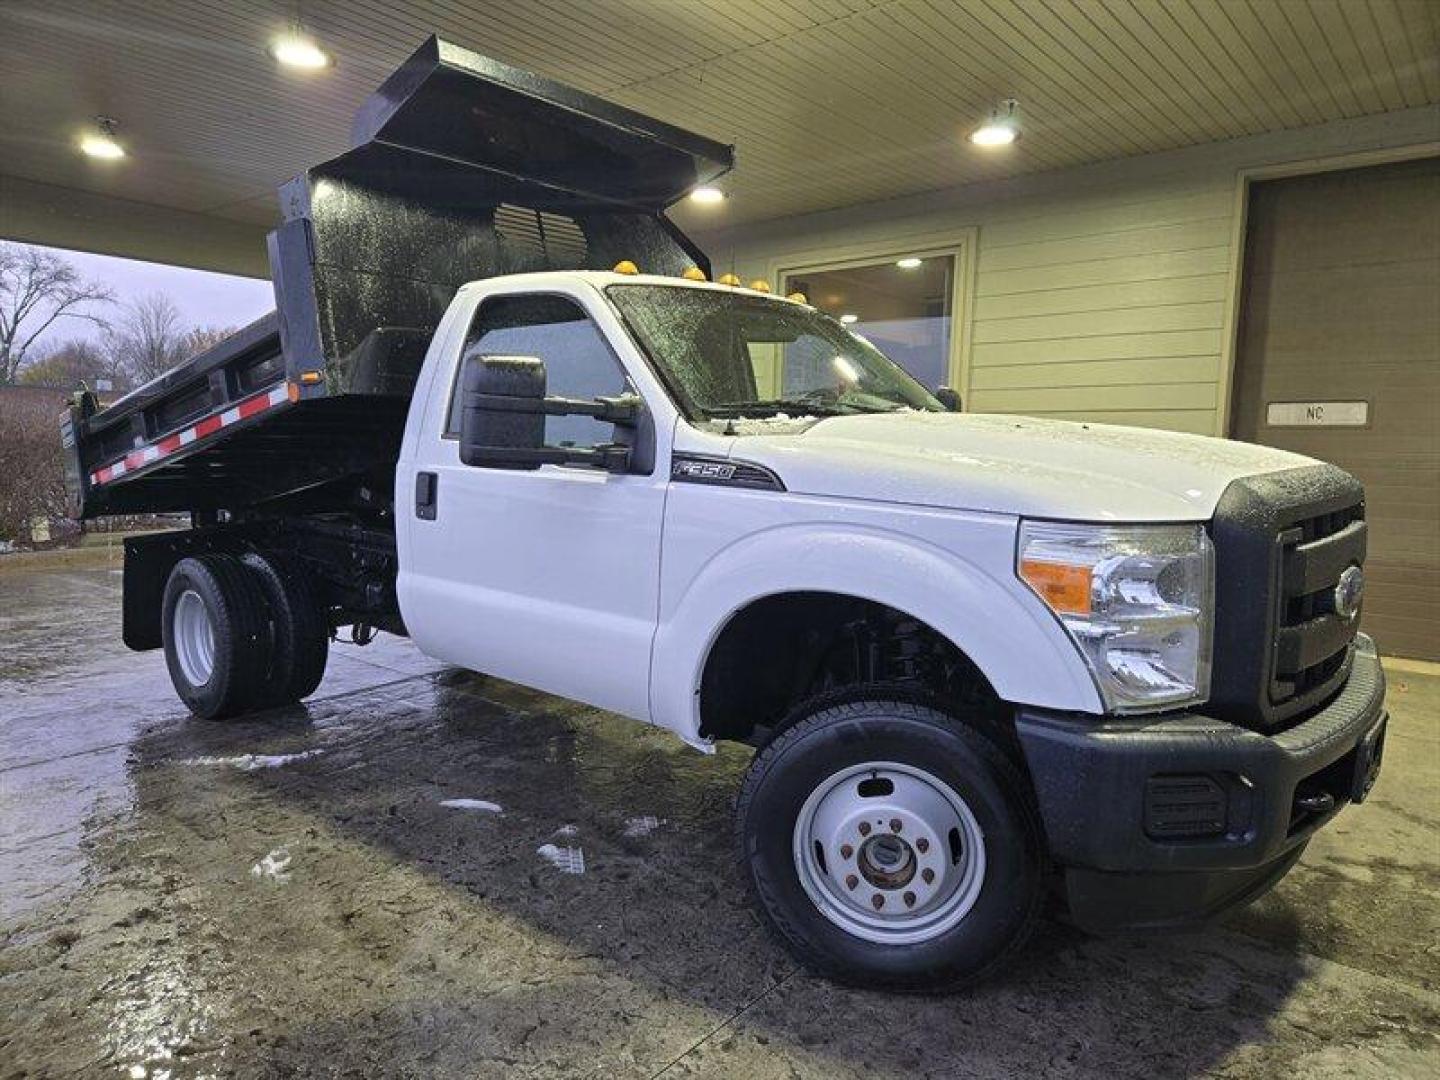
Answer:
698;106;1439;436
973;274;1230;320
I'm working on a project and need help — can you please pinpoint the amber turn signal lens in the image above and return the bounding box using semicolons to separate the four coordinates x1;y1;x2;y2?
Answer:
1019;558;1093;615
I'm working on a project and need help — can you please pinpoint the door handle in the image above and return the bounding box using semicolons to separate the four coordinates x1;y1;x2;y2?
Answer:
415;471;438;520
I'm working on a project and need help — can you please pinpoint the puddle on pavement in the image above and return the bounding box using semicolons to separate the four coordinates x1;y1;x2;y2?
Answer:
0;565;447;927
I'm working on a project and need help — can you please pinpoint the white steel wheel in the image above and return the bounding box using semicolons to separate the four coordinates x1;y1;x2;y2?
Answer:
172;588;217;686
792;760;986;945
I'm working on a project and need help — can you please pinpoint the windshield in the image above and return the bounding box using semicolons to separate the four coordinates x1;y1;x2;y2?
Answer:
606;284;943;424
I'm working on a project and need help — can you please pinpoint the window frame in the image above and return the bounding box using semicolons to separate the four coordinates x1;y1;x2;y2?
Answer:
768;233;975;401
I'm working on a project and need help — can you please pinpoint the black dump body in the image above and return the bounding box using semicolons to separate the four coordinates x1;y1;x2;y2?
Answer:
64;36;731;519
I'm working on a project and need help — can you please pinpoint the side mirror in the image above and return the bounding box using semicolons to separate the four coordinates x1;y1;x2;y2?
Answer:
935;386;962;412
459;354;638;472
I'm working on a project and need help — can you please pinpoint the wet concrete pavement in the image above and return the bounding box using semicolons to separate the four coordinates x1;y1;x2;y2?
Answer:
2;558;1438;1078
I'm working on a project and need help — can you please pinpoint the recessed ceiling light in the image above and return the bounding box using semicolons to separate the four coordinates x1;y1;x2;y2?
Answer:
839;313;859;325
970;124;1017;147
969;99;1019;148
689;186;726;205
80;116;125;160
271;33;332;70
896;257;923;269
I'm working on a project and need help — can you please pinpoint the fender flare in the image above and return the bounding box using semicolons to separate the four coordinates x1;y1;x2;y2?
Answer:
649;523;1102;746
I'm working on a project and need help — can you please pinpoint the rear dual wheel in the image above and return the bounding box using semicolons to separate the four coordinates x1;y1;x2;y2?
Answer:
735;695;1044;992
161;552;329;720
240;552;329;708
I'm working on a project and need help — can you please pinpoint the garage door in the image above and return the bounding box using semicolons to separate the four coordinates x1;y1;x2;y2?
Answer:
1231;156;1439;661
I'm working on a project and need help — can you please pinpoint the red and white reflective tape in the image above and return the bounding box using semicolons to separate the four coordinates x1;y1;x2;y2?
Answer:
88;384;289;487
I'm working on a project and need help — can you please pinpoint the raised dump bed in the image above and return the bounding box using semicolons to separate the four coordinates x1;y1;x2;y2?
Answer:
64;35;731;520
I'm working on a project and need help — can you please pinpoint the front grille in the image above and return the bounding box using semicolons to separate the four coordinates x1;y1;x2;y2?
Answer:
1272;502;1366;703
1209;464;1366;731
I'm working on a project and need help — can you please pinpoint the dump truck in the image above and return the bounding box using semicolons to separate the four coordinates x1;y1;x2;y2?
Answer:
63;37;1388;992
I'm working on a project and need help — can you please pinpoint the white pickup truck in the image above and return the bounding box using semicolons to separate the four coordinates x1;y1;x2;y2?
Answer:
66;38;1387;991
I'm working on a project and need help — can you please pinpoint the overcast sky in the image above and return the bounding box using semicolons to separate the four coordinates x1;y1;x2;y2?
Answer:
23;242;274;350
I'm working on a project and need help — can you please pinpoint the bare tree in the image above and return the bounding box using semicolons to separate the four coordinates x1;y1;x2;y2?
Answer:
0;388;70;542
0;243;114;384
179;324;236;359
108;292;187;384
17;337;128;392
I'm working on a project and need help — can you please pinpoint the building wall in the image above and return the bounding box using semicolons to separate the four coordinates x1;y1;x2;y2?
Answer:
695;106;1440;437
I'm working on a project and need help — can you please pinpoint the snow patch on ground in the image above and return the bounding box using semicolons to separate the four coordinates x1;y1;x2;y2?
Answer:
536;843;585;875
183;750;323;771
249;848;292;883
552;823;579;838
622;815;664;838
439;798;503;813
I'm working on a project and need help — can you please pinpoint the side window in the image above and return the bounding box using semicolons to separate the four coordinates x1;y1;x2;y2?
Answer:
446;294;629;447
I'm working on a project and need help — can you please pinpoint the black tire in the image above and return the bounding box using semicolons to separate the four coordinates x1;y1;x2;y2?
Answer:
735;692;1045;993
161;554;271;720
241;551;329;708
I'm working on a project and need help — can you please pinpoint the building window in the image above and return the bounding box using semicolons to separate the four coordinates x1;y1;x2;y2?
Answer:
782;254;956;392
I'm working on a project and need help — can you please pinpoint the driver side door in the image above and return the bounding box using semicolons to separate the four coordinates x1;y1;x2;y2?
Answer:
402;289;666;722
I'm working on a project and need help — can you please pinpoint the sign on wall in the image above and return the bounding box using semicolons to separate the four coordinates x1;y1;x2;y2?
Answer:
1265;401;1369;427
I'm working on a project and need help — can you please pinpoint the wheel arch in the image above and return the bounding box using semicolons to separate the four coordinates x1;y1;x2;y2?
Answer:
650;524;1102;747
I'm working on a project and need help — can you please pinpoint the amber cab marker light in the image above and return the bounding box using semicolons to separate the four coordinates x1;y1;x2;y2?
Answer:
786;291;808;304
613;260;640;275
681;266;707;281
749;279;772;293
717;273;742;286
1019;558;1092;615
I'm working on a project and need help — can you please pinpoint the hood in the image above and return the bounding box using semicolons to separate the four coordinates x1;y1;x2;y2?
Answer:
723;411;1317;522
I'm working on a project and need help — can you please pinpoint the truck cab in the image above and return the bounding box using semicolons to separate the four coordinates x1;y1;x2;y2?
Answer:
393;268;1386;987
67;39;1387;993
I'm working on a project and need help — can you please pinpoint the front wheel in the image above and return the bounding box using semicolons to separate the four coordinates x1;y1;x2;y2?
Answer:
735;695;1044;992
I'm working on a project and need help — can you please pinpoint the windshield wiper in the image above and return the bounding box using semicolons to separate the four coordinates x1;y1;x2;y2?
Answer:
707;398;849;418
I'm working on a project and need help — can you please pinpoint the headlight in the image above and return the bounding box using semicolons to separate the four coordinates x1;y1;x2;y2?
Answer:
1018;521;1214;713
